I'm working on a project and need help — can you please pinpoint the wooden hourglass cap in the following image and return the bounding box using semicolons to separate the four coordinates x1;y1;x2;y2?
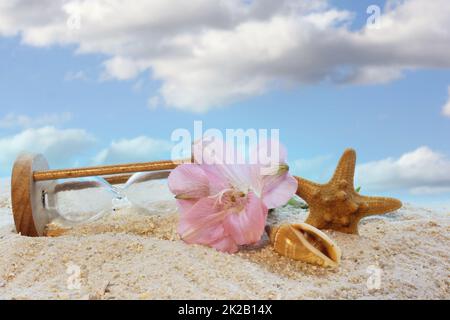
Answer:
11;153;55;237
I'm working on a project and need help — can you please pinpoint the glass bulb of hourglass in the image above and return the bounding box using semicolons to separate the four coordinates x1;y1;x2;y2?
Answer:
122;171;175;214
45;171;176;228
48;177;117;224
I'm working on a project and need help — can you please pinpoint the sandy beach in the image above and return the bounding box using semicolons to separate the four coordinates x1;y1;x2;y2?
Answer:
0;179;448;300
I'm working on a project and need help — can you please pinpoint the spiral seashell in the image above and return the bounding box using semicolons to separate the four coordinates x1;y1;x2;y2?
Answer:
267;223;342;267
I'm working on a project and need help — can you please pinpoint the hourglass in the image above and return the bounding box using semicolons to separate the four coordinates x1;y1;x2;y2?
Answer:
11;153;183;237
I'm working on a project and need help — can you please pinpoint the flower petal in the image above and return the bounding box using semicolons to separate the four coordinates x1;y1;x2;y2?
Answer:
223;191;268;245
193;137;226;165
217;164;256;192
199;164;230;195
168;164;209;199
175;199;197;214
177;197;227;245
262;173;298;209
210;236;239;254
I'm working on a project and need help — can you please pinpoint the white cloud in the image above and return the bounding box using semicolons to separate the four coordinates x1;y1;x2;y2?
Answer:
442;86;450;118
0;112;72;129
147;96;161;110
0;126;96;170
0;125;176;176
102;57;149;81
356;146;450;195
409;186;450;196
1;0;450;111
93;136;172;165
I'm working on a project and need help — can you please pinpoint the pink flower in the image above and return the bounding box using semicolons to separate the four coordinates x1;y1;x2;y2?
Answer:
168;139;298;253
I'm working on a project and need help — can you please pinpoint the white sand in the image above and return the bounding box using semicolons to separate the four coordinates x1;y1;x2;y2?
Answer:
0;179;449;300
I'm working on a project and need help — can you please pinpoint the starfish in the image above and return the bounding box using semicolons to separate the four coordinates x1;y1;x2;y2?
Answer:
295;149;402;234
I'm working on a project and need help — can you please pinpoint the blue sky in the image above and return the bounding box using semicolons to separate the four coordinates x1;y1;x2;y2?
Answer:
0;0;450;208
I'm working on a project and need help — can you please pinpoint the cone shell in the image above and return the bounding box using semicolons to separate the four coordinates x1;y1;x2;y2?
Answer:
267;223;342;267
